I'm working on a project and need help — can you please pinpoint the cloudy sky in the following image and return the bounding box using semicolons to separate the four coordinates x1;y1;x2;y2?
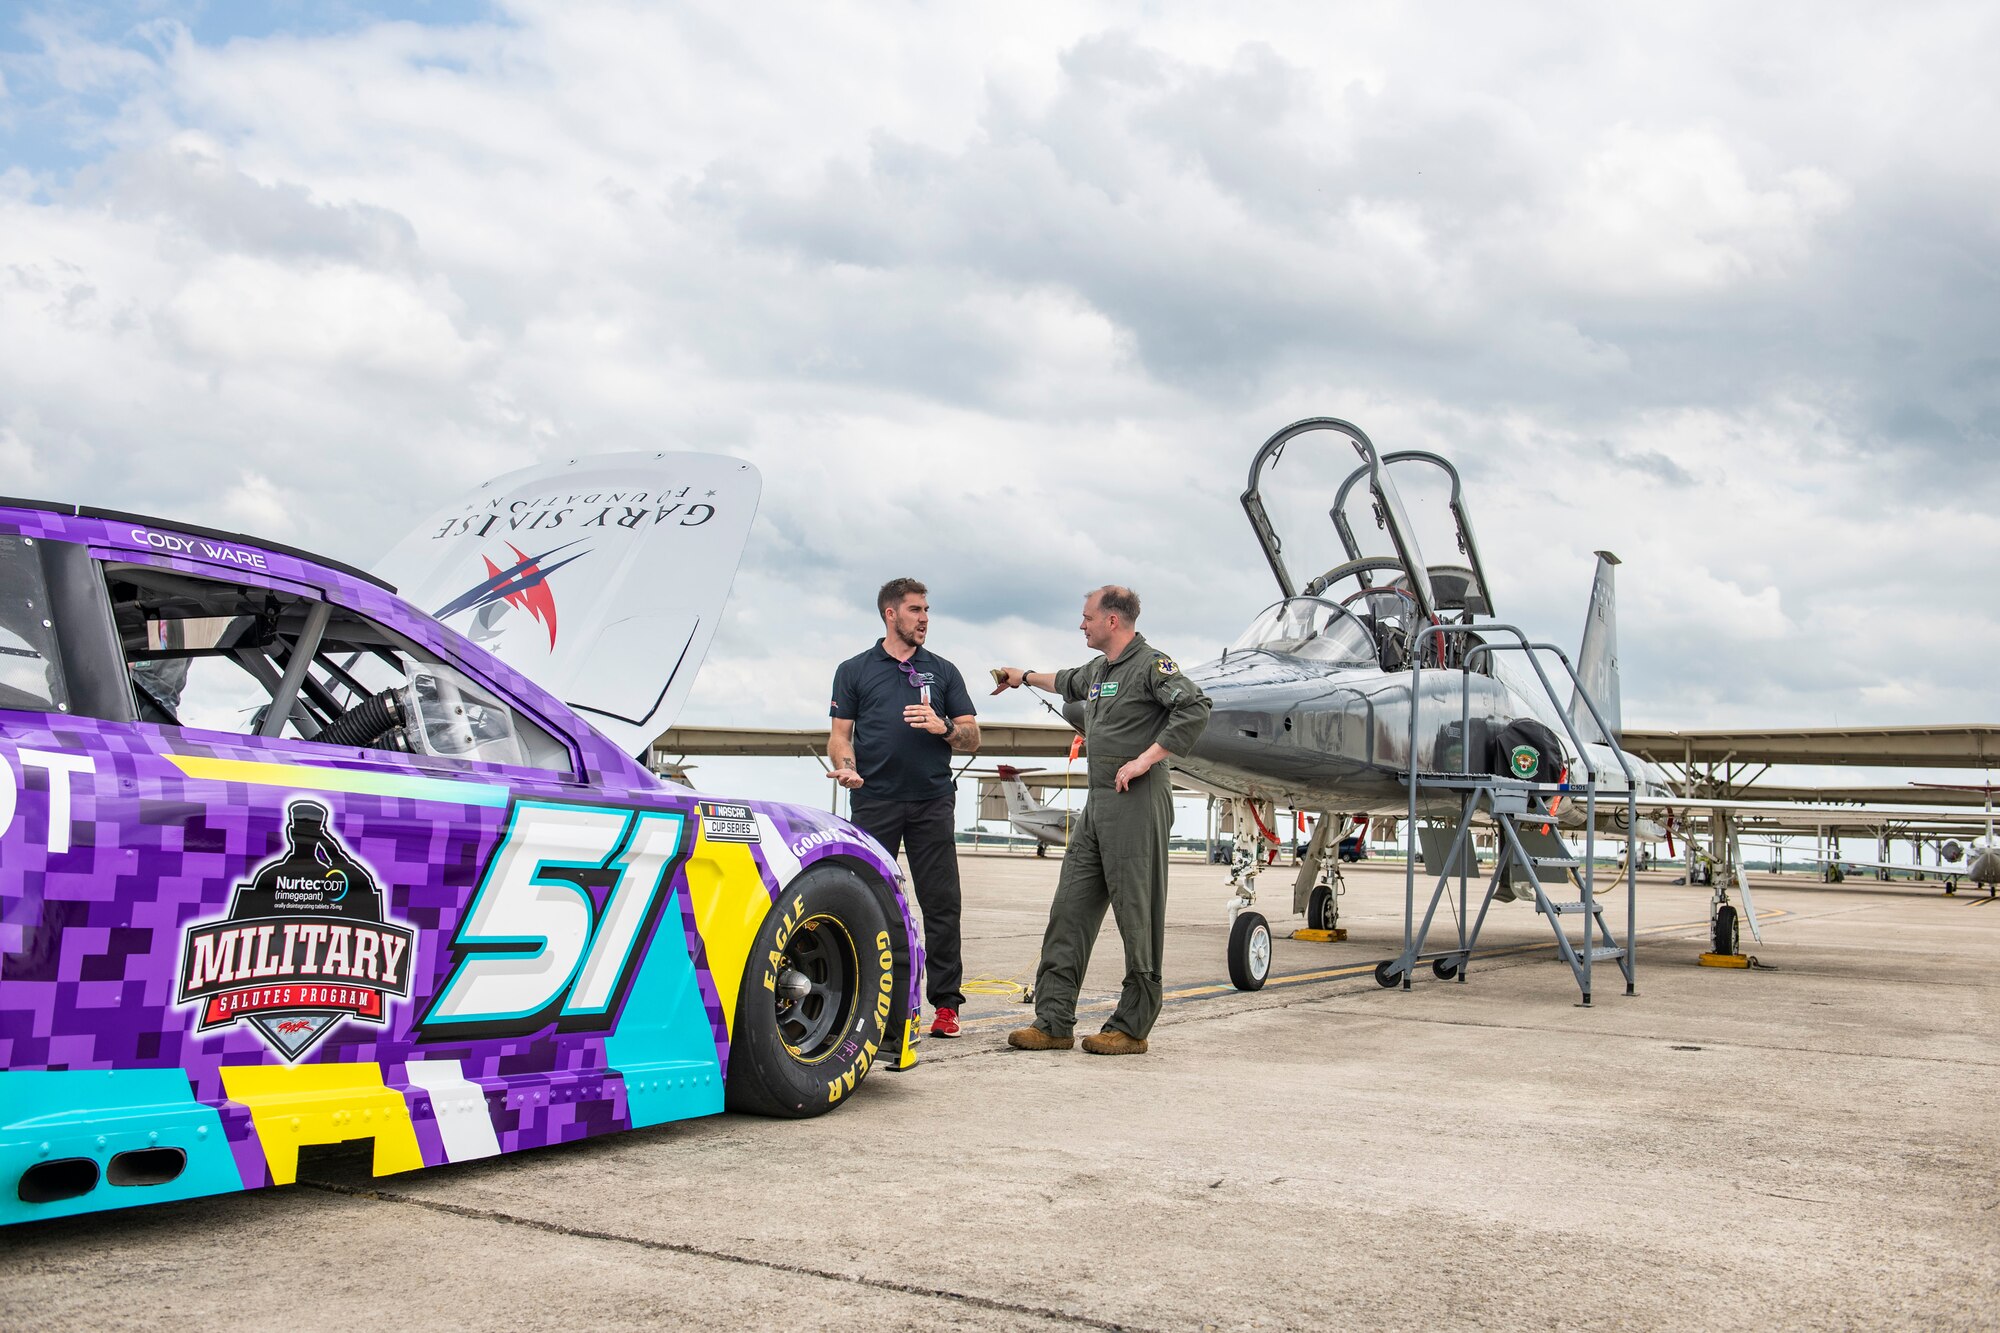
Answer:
3;1;1995;814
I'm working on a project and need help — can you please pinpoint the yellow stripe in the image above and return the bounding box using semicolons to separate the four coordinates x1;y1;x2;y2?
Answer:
682;833;773;1040
165;754;508;806
220;1063;423;1186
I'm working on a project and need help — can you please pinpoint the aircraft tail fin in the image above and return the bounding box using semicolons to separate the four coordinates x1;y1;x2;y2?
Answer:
994;764;1045;819
1568;551;1622;746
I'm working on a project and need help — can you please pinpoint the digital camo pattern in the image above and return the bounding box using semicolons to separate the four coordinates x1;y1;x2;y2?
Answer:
0;505;920;1224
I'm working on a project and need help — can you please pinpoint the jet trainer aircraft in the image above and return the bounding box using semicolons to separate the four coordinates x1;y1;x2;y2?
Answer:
1079;417;1674;992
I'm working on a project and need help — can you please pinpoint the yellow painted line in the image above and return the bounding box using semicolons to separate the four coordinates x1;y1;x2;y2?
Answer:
958;907;1790;1030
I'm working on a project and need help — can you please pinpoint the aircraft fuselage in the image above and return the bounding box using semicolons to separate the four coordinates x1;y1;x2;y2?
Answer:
1172;653;1534;815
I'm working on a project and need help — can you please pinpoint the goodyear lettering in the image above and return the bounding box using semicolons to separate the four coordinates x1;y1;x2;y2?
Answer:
788;828;846;857
826;934;898;1105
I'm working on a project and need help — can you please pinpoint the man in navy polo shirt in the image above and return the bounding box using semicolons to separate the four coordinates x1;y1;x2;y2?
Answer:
829;578;980;1038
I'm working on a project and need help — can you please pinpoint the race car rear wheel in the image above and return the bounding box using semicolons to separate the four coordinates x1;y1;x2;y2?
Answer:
727;863;894;1119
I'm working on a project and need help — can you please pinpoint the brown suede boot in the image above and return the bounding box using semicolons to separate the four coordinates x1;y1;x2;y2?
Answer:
1081;1030;1149;1056
1007;1026;1074;1051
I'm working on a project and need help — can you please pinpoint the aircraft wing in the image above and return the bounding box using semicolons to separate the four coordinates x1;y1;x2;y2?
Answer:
1634;796;1995;824
1784;850;1951;874
375;453;760;758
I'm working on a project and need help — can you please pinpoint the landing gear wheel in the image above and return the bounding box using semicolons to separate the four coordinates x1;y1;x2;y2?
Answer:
726;864;893;1119
1711;903;1739;957
1944;881;1957;896
1432;956;1460;980
1307;885;1335;931
1228;911;1272;991
1374;960;1403;989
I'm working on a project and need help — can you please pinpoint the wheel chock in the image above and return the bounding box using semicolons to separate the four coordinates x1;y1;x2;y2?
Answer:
1698;952;1750;968
1290;927;1348;943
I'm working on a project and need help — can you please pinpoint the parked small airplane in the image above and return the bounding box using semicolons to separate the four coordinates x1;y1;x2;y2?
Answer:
982;765;1080;855
1794;784;2000;897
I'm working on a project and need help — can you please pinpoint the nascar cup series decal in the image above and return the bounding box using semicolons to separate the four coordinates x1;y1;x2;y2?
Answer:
176;799;415;1060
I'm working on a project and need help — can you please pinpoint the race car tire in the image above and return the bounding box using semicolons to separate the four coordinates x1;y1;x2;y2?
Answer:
726;863;894;1119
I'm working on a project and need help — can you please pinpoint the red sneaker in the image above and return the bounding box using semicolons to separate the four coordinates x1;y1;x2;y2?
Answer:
929;1007;961;1038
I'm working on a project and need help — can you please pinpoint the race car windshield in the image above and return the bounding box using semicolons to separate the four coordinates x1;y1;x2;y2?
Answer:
1228;598;1377;665
102;562;572;774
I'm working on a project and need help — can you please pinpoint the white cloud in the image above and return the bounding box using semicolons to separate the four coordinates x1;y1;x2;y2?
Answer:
159;255;480;378
0;0;1994;816
1537;125;1850;296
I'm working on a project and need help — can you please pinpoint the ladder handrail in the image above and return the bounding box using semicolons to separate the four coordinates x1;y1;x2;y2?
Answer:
1398;620;1639;1005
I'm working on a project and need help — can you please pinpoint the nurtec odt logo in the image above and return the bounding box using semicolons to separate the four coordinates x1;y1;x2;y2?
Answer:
176;799;416;1060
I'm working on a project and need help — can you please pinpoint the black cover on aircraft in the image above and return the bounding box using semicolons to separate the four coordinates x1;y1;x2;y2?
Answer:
1491;718;1566;784
1432;717;1494;775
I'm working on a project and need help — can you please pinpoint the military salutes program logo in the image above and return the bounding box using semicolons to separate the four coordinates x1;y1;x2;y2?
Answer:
176;799;416;1060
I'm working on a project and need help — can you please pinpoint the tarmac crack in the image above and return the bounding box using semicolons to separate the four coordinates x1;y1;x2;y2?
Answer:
296;1179;1154;1332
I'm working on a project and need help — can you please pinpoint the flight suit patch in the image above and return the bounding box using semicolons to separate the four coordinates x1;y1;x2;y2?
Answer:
1156;658;1178;675
1099;682;1119;698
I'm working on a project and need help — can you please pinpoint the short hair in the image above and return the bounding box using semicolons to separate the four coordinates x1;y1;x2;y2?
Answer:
1092;584;1140;623
877;577;927;617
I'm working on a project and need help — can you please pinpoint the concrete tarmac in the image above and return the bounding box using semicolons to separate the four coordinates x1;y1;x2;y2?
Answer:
5;857;1997;1330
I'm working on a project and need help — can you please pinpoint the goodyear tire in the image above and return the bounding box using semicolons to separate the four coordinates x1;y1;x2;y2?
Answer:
1712;903;1739;957
726;864;894;1119
1228;911;1272;991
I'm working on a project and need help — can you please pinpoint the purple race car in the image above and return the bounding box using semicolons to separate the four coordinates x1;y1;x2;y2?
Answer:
0;497;921;1225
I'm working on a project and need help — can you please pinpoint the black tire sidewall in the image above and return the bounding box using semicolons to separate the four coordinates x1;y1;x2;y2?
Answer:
1713;904;1739;956
1228;911;1270;991
726;864;893;1118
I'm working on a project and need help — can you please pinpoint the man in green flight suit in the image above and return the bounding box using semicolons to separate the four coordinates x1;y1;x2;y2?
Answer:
991;585;1211;1055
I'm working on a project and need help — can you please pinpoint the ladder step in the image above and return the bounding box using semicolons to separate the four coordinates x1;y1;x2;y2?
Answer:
1503;809;1565;820
1584;947;1625;961
1538;900;1594;914
1531;855;1578;867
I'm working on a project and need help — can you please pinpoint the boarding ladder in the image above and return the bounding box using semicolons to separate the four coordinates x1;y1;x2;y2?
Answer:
1382;624;1637;1006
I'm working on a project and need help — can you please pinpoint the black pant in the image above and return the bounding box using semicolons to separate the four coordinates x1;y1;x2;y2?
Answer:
848;791;964;1011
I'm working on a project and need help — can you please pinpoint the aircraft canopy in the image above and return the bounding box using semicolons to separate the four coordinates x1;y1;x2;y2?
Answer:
1228;597;1379;666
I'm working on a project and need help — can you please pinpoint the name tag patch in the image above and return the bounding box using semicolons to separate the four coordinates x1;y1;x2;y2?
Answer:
1099;681;1119;698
